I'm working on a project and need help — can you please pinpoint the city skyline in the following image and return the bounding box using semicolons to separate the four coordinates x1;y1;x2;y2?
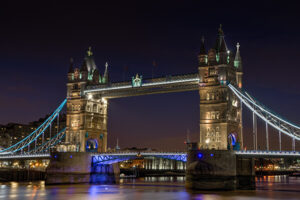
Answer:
1;1;300;151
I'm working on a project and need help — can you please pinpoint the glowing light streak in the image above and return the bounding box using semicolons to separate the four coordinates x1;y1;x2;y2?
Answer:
229;85;300;130
228;84;300;141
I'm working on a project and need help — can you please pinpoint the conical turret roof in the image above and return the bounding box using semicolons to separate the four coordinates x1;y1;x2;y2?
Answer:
199;36;206;55
234;43;242;70
68;58;74;73
214;24;228;53
80;60;88;72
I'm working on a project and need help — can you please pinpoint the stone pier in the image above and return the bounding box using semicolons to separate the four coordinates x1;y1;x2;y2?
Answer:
46;152;120;184
185;149;255;190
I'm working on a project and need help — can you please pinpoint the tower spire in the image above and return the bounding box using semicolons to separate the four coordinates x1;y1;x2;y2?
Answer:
87;46;93;56
103;62;109;84
234;42;242;70
68;57;74;73
80;60;88;72
215;24;227;53
200;36;206;55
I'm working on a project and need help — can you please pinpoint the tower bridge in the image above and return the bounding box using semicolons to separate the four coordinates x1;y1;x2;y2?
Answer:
0;26;300;189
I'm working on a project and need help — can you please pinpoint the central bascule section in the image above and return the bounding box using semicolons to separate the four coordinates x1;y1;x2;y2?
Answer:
61;26;243;154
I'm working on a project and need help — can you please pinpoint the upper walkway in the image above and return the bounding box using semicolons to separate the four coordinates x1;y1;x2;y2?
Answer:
84;73;199;98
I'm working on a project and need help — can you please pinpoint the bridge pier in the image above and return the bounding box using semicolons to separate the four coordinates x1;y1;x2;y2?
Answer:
45;152;120;184
185;149;255;190
45;152;92;184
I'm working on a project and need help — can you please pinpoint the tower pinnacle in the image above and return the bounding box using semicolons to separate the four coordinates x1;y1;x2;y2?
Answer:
215;24;227;52
103;62;109;84
234;42;242;70
87;46;93;56
200;36;206;55
218;24;224;36
68;57;74;73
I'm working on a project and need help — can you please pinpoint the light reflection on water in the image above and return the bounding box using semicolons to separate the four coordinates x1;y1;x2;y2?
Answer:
0;176;300;200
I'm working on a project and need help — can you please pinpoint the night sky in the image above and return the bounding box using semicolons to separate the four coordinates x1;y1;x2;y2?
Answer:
1;1;300;151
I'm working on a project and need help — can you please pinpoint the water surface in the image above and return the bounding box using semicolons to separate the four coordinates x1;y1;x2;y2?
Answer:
1;176;300;200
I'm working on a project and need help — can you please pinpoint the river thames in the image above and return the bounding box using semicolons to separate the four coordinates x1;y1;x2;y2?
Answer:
0;176;299;200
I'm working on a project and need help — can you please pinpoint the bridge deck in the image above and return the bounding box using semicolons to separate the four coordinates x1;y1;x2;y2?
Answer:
0;151;299;161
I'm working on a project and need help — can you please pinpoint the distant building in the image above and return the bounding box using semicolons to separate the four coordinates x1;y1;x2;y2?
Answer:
0;114;66;150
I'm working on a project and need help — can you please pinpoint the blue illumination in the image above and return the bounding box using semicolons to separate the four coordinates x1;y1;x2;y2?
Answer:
0;99;66;153
197;153;203;159
229;133;237;146
54;155;57;159
70;155;72;158
210;153;214;157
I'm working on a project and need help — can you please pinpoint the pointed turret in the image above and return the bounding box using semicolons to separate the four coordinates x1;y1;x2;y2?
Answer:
198;36;208;66
214;24;228;53
92;68;100;84
80;60;88;81
234;43;243;88
80;60;88;72
103;62;109;84
234;43;242;71
68;58;74;73
84;47;97;73
200;36;206;55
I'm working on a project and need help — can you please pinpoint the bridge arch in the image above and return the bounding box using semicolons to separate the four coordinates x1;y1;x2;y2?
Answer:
86;139;98;152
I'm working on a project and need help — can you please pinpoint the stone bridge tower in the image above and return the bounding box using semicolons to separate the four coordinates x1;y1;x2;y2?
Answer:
62;48;109;153
198;26;243;150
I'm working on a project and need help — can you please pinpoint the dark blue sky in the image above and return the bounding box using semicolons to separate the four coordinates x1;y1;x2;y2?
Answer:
0;1;299;150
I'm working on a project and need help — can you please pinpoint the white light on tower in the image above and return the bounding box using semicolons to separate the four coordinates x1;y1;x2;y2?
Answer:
102;98;107;104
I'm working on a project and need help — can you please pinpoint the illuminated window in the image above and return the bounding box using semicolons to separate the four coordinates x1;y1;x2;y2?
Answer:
87;105;91;112
206;128;210;137
206;93;210;100
211;112;215;119
207;112;211;119
71;120;79;127
93;104;97;112
216;111;220;119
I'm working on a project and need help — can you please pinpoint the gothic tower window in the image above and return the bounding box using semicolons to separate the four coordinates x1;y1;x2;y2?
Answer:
207;112;211;119
71;120;79;127
216;127;220;142
73;84;78;90
93;104;97;112
206;128;210;137
216;111;220;119
206;93;210;100
211;112;215;119
87;105;91;112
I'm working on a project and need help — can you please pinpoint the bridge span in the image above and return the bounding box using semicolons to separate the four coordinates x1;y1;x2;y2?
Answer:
1;151;300;161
